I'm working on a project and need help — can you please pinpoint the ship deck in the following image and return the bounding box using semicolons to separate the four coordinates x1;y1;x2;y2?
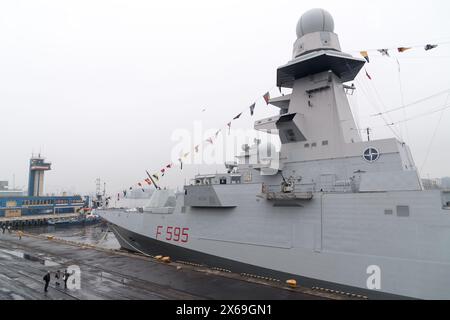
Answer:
0;231;352;300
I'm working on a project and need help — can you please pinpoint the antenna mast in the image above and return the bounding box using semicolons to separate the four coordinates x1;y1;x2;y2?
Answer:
366;127;372;141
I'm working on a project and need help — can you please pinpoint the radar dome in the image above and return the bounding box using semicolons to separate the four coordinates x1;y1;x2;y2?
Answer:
296;8;335;38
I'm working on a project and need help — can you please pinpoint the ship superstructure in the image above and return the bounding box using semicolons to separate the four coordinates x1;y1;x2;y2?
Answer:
98;9;450;299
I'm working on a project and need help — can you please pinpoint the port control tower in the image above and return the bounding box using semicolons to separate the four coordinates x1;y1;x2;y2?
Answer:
28;155;51;197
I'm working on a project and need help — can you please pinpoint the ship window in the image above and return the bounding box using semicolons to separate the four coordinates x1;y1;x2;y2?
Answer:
304;143;310;148
287;129;295;139
384;209;393;215
322;140;329;146
231;176;241;184
311;143;317;147
397;206;410;217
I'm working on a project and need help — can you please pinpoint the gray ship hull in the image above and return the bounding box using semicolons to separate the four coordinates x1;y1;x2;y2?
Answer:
98;188;450;300
108;221;406;300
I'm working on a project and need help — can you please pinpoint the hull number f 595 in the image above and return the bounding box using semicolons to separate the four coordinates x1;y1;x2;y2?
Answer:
156;226;189;243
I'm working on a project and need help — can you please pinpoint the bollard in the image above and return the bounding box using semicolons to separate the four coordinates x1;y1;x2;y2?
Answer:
286;279;297;288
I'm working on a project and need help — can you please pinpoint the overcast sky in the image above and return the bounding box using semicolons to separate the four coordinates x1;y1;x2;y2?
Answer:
1;0;450;195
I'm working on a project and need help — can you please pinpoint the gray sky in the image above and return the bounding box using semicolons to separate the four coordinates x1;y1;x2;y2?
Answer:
1;0;450;195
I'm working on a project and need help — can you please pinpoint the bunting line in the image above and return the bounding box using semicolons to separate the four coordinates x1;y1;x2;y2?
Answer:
350;39;449;55
353;40;449;63
112;86;279;201
112;39;450;200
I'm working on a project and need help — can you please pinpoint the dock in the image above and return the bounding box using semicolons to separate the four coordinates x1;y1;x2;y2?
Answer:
0;231;355;300
0;213;79;227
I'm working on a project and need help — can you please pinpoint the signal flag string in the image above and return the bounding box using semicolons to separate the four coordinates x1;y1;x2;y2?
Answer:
110;85;278;201
349;39;450;61
108;39;450;201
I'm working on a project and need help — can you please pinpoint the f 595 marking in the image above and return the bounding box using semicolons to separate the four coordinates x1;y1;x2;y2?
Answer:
156;225;189;243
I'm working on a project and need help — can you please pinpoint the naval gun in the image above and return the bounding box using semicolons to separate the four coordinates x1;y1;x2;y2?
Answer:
263;172;312;201
280;173;295;193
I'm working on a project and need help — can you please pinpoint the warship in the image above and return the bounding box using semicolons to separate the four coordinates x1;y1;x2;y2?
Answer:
98;8;450;299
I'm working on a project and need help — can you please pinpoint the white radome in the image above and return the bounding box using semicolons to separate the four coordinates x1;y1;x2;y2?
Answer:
296;8;335;38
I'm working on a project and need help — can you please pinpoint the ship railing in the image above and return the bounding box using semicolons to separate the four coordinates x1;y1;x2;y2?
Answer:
263;183;316;194
262;183;353;194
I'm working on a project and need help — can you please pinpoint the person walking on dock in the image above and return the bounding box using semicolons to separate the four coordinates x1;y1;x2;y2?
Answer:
7;226;11;234
1;225;5;234
43;271;51;292
63;269;70;289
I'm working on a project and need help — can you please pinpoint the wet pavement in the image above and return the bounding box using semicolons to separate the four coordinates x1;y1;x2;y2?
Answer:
25;223;120;250
0;225;334;300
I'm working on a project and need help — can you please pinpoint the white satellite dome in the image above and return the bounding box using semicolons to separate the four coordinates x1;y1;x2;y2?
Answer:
296;8;335;38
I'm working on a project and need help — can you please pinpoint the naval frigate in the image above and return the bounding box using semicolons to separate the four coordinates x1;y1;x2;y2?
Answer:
98;8;450;300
